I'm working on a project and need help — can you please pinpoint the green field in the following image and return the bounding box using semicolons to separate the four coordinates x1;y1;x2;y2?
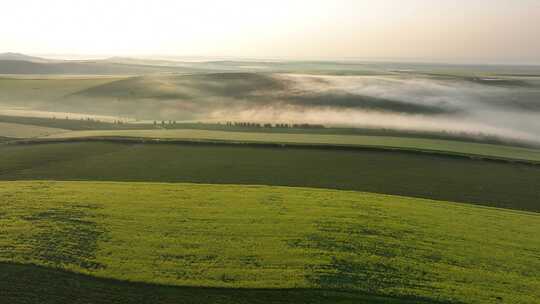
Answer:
1;263;423;304
2;60;540;304
3;114;540;164
0;115;149;131
43;129;540;163
0;76;124;102
3;114;527;146
1;141;539;212
1;181;539;303
0;122;68;138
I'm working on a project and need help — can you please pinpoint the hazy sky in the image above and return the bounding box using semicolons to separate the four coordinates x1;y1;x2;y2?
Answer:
2;0;540;63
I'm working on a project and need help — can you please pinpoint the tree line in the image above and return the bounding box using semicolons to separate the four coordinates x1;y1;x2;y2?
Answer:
224;122;325;129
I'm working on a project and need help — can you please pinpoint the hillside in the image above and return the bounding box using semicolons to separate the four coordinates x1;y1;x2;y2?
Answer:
44;129;540;163
0;60;198;75
1;70;539;146
1;141;539;212
1;181;539;304
0;52;50;63
0;122;67;138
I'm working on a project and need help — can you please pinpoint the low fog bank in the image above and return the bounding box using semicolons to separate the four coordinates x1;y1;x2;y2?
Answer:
1;72;540;145
206;74;540;144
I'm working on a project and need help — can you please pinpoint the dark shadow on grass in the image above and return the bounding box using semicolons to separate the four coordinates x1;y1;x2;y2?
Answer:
0;262;460;304
19;204;106;270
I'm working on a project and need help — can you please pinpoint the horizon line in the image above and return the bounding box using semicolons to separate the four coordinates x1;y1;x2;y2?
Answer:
2;51;540;67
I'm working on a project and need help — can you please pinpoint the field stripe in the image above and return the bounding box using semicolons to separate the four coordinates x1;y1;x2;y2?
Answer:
0;122;68;138
1;141;539;212
43;129;540;163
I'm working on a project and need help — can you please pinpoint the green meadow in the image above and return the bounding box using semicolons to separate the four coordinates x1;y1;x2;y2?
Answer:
44;130;540;163
0;122;68;138
1;58;540;304
1;141;539;212
1;181;539;304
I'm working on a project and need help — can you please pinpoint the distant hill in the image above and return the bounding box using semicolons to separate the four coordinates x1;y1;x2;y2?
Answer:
0;52;50;63
0;53;388;75
0;59;199;75
63;73;456;120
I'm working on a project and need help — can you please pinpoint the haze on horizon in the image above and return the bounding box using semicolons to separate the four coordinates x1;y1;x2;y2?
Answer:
1;0;540;64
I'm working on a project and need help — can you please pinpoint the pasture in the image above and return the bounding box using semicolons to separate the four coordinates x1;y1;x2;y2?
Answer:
45;129;540;163
0;76;124;103
1;181;539;304
1;141;539;212
0;115;146;131
1;59;540;304
1;72;540;146
0;122;68;138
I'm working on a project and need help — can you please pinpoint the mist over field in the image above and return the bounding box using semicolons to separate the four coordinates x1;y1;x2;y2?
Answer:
2;69;539;144
2;1;540;303
229;74;540;143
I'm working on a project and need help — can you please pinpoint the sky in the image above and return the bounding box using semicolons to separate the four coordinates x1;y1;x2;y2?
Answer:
1;0;540;63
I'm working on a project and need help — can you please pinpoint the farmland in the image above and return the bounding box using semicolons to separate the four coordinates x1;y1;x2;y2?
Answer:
1;54;540;304
0;122;68;138
1;141;539;212
1;181;539;304
44;129;540;163
0;76;125;103
2;70;540;146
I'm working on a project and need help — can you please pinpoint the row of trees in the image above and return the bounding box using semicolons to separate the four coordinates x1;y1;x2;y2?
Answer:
153;120;177;127
224;122;324;129
54;116;130;124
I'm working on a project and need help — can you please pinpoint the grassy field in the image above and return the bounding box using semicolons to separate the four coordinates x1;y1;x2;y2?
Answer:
1;64;540;304
3;115;528;146
1;263;430;304
0;76;124;102
44;129;540;163
1;141;539;212
0;115;148;131
0;181;539;303
0;122;68;138
2;72;539;144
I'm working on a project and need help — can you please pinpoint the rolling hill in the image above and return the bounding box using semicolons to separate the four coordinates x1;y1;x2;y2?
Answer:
0;59;198;75
1;141;539;212
0;122;67;138
0;52;51;63
1;181;538;304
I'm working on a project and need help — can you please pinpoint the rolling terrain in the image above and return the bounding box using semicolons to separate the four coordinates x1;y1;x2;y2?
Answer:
0;58;198;75
0;122;67;138
2;55;540;303
1;141;539;212
2;60;540;144
1;181;539;304
42;129;540;163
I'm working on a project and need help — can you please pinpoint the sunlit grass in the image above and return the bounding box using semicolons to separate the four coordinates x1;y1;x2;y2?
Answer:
1;181;539;303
